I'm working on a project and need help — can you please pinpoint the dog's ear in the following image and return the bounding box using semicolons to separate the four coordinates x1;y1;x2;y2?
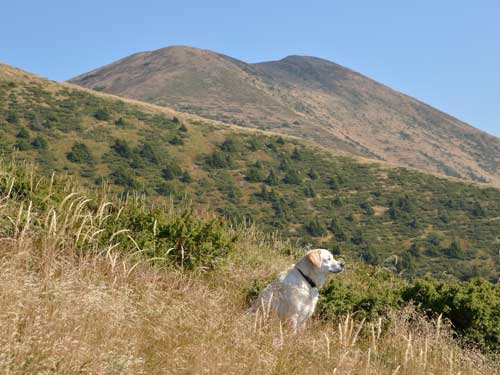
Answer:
305;249;322;268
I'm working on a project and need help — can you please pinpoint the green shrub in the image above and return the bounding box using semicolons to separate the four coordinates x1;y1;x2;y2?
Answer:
115;117;128;127
111;166;137;188
245;162;266;182
94;108;111;121
111;139;133;159
205;150;233;169
155;210;237;269
265;170;279;185
305;217;327;236
402;278;500;351
31;136;48;150
283;168;302;184
6;111;19;124
14;139;31;151
162;161;183;180
67;142;94;164
169;136;184;145
319;267;403;320
16;127;30;139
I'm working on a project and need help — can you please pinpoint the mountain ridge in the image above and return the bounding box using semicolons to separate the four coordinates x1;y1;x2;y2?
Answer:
69;45;500;187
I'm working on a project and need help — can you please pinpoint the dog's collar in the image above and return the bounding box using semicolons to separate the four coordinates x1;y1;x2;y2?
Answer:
296;267;317;289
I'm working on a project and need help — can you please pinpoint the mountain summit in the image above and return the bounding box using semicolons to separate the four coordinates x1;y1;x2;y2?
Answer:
70;46;500;186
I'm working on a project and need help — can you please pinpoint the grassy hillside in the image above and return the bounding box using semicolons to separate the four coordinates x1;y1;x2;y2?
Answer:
0;158;499;373
1;63;500;282
69;46;500;187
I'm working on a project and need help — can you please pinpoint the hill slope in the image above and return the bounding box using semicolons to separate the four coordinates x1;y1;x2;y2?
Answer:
70;46;500;186
2;62;500;281
2;154;499;373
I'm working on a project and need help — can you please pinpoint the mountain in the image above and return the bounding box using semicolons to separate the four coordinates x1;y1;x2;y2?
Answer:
2;62;500;281
69;46;500;186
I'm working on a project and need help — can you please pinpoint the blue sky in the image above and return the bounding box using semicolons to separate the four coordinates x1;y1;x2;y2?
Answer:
2;1;499;137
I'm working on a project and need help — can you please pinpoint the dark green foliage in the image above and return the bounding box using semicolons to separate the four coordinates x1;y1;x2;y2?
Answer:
169;135;184;145
111;139;133;159
162;161;183;180
402;278;500;351
115;117;128;127
94;108;111;121
220;137;244;153
139;142;160;164
389;193;415;220
265;169;279;186
14;139;31;151
319;266;403;320
447;238;465;259
205;150;233;169
329;216;348;241
6;111;19;124
121;209;236;269
16;127;30;139
305;217;327;236
245;162;266;182
304;184;316;198
111;165;137;188
308;168;319;180
31;136;48;150
283;168;302;184
67;143;93;164
180;170;192;183
361;245;379;265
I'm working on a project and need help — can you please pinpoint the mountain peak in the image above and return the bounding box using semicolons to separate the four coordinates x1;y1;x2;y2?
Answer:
69;46;500;186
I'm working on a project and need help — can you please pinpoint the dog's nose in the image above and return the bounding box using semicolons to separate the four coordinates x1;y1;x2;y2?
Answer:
339;262;345;269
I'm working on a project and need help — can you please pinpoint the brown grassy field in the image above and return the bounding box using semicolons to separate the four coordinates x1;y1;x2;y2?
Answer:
0;162;498;374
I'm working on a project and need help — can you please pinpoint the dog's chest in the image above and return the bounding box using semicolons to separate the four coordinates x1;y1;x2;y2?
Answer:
294;287;319;316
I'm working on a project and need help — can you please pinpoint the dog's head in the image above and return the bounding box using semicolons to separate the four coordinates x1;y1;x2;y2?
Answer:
304;248;344;274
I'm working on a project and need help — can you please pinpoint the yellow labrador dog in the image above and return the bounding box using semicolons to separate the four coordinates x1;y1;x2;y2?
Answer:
250;249;344;332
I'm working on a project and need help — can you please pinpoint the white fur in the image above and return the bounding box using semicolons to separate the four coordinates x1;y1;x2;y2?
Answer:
250;248;344;332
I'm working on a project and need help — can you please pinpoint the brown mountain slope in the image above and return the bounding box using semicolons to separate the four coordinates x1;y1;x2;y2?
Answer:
70;46;500;186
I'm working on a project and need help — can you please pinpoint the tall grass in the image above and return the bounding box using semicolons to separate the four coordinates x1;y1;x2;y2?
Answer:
0;160;498;374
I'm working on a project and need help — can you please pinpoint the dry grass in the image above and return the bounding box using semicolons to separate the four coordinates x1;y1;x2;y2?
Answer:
1;241;498;374
0;163;498;374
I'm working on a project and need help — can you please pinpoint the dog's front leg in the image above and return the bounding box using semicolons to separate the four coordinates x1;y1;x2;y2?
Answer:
287;314;300;334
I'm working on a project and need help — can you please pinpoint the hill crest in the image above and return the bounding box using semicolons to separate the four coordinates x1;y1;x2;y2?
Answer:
69;45;500;187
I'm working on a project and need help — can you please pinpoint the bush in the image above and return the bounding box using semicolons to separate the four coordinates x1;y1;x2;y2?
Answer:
156;210;237;269
319;267;403;320
111;166;137;188
305;217;327;236
6;111;19;124
283;168;302;184
94;108;111;121
169;136;184;145
162;161;183;180
205;150;233;169
31;136;48;150
67;143;94;164
402;278;500;351
114;117;128;127
14;139;31;151
219;137;244;153
245;162;266;182
111;139;133;159
16;127;30;139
